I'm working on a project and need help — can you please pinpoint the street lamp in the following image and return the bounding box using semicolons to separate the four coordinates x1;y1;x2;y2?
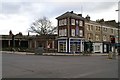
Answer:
116;1;120;54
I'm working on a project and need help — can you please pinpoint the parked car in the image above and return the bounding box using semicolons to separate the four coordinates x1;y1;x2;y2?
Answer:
115;43;120;55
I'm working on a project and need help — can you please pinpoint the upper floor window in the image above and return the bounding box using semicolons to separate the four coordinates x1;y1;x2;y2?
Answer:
59;19;67;26
71;29;75;36
95;34;100;41
111;29;114;33
91;25;93;30
87;33;93;40
103;28;107;32
79;20;83;26
71;19;75;25
79;30;83;37
87;25;90;31
103;35;107;41
59;29;67;36
87;25;93;31
59;29;62;36
95;26;100;31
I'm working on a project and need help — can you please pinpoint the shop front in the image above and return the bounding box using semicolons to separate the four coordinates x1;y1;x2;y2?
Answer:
69;38;84;53
58;38;67;53
93;42;103;53
58;38;84;53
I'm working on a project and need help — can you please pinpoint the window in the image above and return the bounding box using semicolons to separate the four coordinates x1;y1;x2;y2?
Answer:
59;20;61;26
59;42;66;52
64;19;67;25
79;21;83;26
79;30;83;37
59;30;62;36
76;20;79;25
61;29;64;36
59;19;67;26
103;35;107;41
60;29;67;36
103;28;107;32
111;29;114;33
87;25;90;31
95;26;100;31
87;33;93;40
71;29;75;36
91;25;93;31
64;29;67;36
71;19;75;25
95;34;100;41
95;45;100;51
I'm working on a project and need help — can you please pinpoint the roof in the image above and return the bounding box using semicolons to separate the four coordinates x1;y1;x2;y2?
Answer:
85;20;101;26
85;19;118;28
56;11;84;20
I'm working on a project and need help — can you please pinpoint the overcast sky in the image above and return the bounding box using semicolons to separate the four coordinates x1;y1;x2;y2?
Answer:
0;0;119;35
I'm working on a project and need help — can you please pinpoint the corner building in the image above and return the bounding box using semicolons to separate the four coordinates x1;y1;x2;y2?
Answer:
56;11;85;53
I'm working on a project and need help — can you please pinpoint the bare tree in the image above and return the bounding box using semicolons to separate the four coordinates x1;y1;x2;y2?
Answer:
29;17;54;35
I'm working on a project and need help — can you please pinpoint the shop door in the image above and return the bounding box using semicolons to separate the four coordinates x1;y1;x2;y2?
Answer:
70;42;80;53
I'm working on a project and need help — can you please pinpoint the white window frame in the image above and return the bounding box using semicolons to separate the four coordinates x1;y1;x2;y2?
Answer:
71;19;75;25
59;30;62;36
79;30;83;37
64;19;67;25
64;29;67;36
71;29;75;36
79;20;83;26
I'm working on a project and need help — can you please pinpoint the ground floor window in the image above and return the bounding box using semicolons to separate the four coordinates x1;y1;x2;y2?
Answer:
70;39;81;53
70;42;81;52
59;42;66;52
95;45;100;52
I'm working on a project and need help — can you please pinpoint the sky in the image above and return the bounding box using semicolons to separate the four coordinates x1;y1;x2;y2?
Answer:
0;0;120;35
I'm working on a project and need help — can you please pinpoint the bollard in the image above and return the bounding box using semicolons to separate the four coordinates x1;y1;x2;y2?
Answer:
108;52;113;59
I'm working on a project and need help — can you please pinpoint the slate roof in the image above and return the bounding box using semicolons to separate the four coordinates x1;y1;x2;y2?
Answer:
56;11;84;20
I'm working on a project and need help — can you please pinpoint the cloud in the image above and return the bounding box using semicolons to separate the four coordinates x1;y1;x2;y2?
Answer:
0;1;119;35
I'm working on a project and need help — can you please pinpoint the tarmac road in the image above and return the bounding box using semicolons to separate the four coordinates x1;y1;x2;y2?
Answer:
2;53;119;78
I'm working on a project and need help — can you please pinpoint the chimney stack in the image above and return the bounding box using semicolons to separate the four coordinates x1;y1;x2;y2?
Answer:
78;14;82;17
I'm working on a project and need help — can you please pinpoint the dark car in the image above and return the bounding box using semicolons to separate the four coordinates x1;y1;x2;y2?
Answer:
115;43;120;55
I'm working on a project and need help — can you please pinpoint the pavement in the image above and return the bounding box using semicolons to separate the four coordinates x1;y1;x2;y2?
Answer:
1;51;112;56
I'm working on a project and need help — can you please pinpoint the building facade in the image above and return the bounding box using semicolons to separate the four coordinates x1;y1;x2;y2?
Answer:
56;11;85;53
85;17;119;53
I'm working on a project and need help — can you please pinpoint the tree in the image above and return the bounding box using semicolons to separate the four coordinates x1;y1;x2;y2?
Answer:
29;17;54;35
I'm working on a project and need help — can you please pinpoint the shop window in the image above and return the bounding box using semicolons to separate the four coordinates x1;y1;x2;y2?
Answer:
59;42;66;52
70;42;81;52
95;45;100;51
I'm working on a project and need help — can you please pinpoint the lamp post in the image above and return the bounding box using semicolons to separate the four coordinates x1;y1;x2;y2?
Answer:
116;1;120;56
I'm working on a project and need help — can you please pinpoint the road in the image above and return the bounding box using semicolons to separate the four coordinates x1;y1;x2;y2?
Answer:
2;53;119;78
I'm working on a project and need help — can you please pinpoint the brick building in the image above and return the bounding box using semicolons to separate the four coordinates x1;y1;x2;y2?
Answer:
56;11;85;53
